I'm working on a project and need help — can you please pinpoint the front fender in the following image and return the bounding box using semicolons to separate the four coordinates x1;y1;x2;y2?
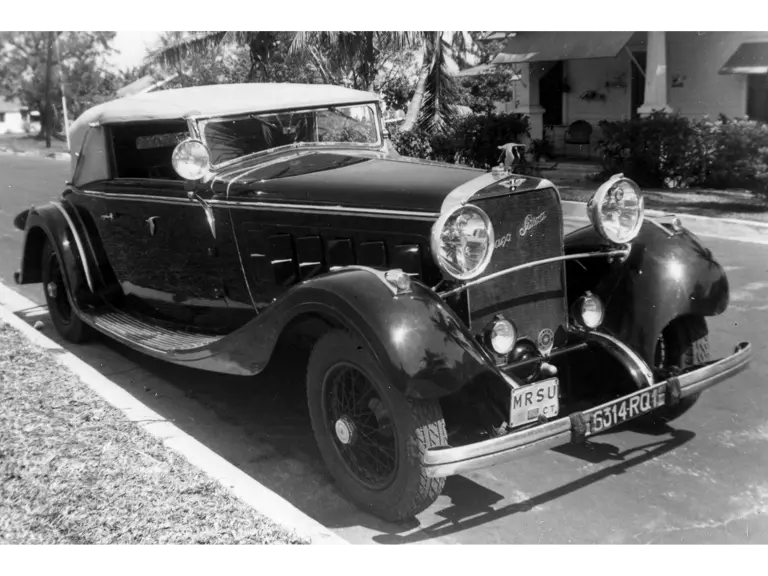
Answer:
201;268;508;399
565;220;729;366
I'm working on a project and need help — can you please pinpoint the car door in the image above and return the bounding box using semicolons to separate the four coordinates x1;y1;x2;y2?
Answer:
88;122;234;333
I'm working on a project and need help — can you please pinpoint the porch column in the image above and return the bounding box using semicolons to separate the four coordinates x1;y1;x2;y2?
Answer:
500;63;545;141
638;31;673;114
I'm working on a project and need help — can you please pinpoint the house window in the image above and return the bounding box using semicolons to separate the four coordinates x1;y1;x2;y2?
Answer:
747;74;768;123
109;120;190;180
0;112;5;123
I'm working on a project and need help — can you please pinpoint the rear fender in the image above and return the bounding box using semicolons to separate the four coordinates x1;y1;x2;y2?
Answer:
16;201;97;306
203;268;510;399
564;220;729;366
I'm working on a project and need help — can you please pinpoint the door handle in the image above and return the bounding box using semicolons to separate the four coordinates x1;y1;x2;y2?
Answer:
100;213;116;221
187;191;217;240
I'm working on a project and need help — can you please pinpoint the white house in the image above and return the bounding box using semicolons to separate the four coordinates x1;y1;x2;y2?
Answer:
467;32;768;158
0;98;30;134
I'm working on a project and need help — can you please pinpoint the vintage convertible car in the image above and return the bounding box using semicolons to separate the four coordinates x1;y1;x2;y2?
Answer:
13;83;751;522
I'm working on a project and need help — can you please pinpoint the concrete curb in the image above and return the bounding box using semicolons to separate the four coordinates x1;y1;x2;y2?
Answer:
0;283;348;546
0;147;70;161
562;200;768;245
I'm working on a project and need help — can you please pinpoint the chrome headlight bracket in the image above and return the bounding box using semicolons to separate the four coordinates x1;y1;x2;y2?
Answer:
587;173;645;245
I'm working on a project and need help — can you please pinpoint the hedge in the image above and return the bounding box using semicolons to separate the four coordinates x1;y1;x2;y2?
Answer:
390;112;529;169
597;112;768;194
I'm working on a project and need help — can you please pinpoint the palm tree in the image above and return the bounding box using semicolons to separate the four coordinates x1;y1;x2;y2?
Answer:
149;31;478;134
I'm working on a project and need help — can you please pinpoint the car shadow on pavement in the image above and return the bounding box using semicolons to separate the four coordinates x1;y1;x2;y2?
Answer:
372;429;695;544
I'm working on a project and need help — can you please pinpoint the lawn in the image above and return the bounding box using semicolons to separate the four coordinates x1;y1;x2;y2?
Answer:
0;319;308;545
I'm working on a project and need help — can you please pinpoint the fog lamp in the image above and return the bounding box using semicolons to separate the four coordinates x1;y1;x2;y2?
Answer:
488;317;517;355
573;292;604;329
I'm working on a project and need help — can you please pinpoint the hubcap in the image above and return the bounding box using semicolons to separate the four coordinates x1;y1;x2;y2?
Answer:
46;282;58;299
334;416;357;445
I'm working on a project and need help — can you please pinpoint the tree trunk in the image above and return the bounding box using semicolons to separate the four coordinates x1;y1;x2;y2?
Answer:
402;63;429;132
363;32;375;91
42;31;55;148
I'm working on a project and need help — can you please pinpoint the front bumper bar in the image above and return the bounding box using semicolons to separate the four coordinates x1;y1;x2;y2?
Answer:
424;341;752;478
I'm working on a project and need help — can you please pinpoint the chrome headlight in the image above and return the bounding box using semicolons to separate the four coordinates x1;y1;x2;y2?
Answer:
587;175;644;244
431;204;494;281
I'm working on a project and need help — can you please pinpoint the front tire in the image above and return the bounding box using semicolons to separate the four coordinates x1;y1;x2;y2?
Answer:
306;329;447;522
640;316;709;426
41;239;93;343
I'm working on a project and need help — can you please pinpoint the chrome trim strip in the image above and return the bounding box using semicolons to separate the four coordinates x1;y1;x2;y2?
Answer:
424;341;751;478
77;189;437;220
438;249;630;298
50;201;95;293
577;329;655;388
210;199;439;221
81;189;195;207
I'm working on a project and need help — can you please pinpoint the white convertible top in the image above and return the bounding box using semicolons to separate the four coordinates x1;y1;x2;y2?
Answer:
68;83;380;171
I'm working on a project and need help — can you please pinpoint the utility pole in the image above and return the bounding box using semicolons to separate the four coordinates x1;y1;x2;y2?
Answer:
55;35;71;151
42;31;55;148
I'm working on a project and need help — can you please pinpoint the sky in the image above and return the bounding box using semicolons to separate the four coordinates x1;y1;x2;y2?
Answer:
109;31;163;71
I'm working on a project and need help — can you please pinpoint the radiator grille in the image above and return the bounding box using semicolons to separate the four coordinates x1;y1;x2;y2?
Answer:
468;187;566;341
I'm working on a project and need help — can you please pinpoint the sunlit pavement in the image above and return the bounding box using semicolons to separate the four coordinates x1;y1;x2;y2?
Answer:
1;154;766;544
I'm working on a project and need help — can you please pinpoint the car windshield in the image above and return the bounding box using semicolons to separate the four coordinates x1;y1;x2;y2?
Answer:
201;104;380;166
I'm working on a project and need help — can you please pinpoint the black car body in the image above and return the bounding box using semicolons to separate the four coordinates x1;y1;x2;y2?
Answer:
13;83;752;521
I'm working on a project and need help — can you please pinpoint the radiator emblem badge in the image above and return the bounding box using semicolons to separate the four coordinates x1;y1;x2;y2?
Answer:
538;328;554;355
519;212;547;237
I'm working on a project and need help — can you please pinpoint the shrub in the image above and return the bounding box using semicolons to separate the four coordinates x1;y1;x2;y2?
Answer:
389;125;433;159
597;112;710;188
597;112;768;194
707;118;768;193
431;112;530;168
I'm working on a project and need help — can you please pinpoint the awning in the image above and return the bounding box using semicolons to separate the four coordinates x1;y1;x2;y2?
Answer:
491;31;635;64
719;42;768;74
454;63;522;79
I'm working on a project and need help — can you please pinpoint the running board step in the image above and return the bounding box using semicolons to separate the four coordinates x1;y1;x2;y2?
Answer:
91;310;223;353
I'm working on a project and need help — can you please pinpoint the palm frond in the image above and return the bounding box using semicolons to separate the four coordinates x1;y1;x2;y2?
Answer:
417;36;460;134
147;31;228;67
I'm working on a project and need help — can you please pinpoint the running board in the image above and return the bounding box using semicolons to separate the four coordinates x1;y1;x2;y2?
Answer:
90;309;223;353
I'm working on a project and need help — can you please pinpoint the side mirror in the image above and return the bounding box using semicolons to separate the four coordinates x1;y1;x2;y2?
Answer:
171;139;211;181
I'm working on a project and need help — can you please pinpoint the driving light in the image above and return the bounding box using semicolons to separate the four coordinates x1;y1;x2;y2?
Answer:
587;174;644;244
572;292;604;329
488;317;517;355
431;204;494;281
172;139;211;180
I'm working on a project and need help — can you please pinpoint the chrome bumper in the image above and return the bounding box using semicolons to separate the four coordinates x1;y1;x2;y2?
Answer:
424;342;752;478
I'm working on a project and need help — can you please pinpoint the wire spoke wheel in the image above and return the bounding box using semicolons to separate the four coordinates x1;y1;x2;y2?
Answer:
322;362;398;490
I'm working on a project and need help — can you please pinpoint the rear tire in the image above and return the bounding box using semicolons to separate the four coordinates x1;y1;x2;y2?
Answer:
41;239;93;344
638;316;709;426
306;329;447;522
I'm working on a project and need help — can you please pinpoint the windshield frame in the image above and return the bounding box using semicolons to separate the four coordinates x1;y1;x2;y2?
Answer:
192;101;384;171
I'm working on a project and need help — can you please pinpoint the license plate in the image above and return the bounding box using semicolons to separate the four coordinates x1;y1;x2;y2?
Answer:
510;378;559;427
585;385;666;436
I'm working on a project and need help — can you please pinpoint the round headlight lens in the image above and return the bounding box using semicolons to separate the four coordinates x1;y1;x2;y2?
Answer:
431;205;494;280
489;318;517;354
172;139;211;181
588;175;644;244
